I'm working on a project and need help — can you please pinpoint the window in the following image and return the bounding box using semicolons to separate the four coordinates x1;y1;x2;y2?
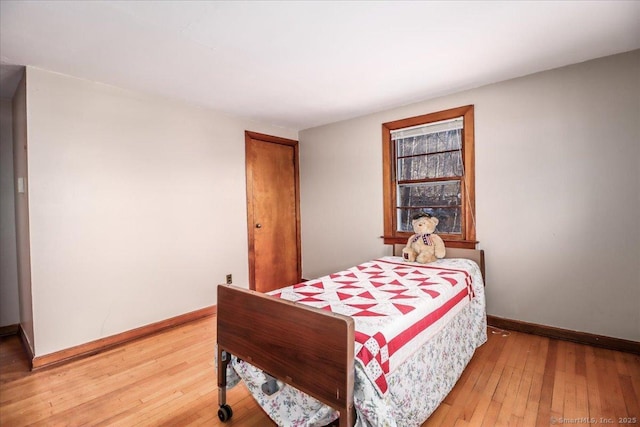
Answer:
382;105;476;249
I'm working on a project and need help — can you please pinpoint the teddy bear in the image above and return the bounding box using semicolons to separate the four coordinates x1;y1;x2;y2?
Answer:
402;212;446;264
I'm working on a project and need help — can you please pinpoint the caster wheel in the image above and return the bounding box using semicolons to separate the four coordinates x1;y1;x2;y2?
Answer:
218;404;233;422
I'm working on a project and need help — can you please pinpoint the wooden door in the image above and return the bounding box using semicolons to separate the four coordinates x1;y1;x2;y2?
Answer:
245;131;301;293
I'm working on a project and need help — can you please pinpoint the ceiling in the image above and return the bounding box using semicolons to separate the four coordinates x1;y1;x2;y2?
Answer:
1;1;639;131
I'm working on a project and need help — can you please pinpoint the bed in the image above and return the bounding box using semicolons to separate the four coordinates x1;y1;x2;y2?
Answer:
216;248;487;427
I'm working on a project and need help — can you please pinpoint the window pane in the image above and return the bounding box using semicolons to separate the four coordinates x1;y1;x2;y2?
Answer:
397;207;462;234
396;129;461;157
397;181;461;207
397;151;462;180
396;181;462;233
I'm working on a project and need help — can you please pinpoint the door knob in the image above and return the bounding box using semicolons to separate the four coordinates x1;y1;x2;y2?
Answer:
256;223;262;228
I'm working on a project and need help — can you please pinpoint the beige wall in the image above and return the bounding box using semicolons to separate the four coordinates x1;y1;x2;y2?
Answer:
0;98;20;327
299;50;640;341
12;74;35;352
23;67;296;356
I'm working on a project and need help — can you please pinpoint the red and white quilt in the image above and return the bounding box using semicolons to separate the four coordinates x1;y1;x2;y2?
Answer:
270;256;475;396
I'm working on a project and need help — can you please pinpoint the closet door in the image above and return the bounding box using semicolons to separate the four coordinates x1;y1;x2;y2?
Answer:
245;131;301;293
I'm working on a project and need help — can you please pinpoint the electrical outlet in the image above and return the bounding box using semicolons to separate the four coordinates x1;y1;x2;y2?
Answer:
226;274;232;284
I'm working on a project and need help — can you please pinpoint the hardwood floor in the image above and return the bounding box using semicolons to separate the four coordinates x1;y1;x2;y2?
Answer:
1;317;638;426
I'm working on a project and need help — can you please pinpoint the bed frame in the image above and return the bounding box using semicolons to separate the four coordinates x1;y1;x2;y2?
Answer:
216;248;485;426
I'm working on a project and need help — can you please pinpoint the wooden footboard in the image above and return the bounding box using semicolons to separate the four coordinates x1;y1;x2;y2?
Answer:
217;284;355;427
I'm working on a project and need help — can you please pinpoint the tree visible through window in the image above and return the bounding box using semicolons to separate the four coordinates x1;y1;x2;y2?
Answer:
382;105;476;248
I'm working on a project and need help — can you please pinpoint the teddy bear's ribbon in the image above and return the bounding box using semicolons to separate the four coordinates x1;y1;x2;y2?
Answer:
412;233;433;246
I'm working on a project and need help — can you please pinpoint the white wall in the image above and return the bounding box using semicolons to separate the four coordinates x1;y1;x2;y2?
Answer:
24;67;296;356
0;98;20;327
299;50;640;342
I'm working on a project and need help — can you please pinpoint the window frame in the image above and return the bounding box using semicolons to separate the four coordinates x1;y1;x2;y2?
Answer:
382;105;476;249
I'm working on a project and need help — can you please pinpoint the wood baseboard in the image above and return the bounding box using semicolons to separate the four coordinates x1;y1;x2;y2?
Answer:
31;305;217;370
487;315;640;355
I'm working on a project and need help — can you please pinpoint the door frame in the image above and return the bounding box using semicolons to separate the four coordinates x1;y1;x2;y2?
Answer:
245;131;302;291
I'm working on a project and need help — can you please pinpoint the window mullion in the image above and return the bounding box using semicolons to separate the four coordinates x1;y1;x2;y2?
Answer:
397;148;461;160
397;176;463;185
